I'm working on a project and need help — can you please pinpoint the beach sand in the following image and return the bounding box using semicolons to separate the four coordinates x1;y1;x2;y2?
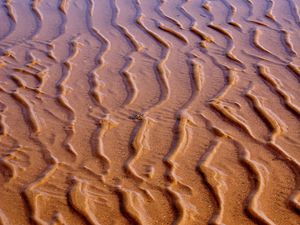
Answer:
0;0;300;224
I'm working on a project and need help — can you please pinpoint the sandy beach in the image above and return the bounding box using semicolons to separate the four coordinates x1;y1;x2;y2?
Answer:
0;0;300;224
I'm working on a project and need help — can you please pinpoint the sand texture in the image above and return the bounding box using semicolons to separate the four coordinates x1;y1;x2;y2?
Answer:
0;0;300;224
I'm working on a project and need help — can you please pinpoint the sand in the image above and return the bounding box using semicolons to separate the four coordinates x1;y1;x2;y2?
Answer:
0;0;299;224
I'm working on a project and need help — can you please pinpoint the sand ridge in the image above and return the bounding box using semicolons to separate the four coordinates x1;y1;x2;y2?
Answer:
0;0;299;224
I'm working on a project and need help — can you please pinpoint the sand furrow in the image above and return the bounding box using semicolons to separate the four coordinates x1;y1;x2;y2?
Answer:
115;187;145;225
89;115;117;176
264;0;275;21
196;139;226;225
0;0;16;43
250;28;287;63
257;65;300;117
280;30;297;58
0;0;41;56
84;0;110;114
209;68;258;140
22;164;59;225
109;0;139;107
287;63;300;81
257;1;297;60
241;0;254;19
200;0;245;67
29;0;42;40
55;37;80;157
180;1;214;48
155;0;183;29
67;177;101;225
124;117;152;183
132;0;170;110
163;113;196;224
159;57;203;224
245;85;287;142
220;0;242;30
232;141;276;225
9;84;59;224
208;24;244;67
44;0;69;62
288;0;300;27
201;115;274;224
10;91;40;134
157;21;188;45
0;90;22;182
1;0;300;224
181;0;214;45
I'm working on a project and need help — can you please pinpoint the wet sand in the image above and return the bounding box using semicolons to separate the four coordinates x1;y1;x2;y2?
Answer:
0;0;300;224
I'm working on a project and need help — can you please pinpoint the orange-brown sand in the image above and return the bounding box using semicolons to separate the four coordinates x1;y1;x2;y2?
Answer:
0;0;300;224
